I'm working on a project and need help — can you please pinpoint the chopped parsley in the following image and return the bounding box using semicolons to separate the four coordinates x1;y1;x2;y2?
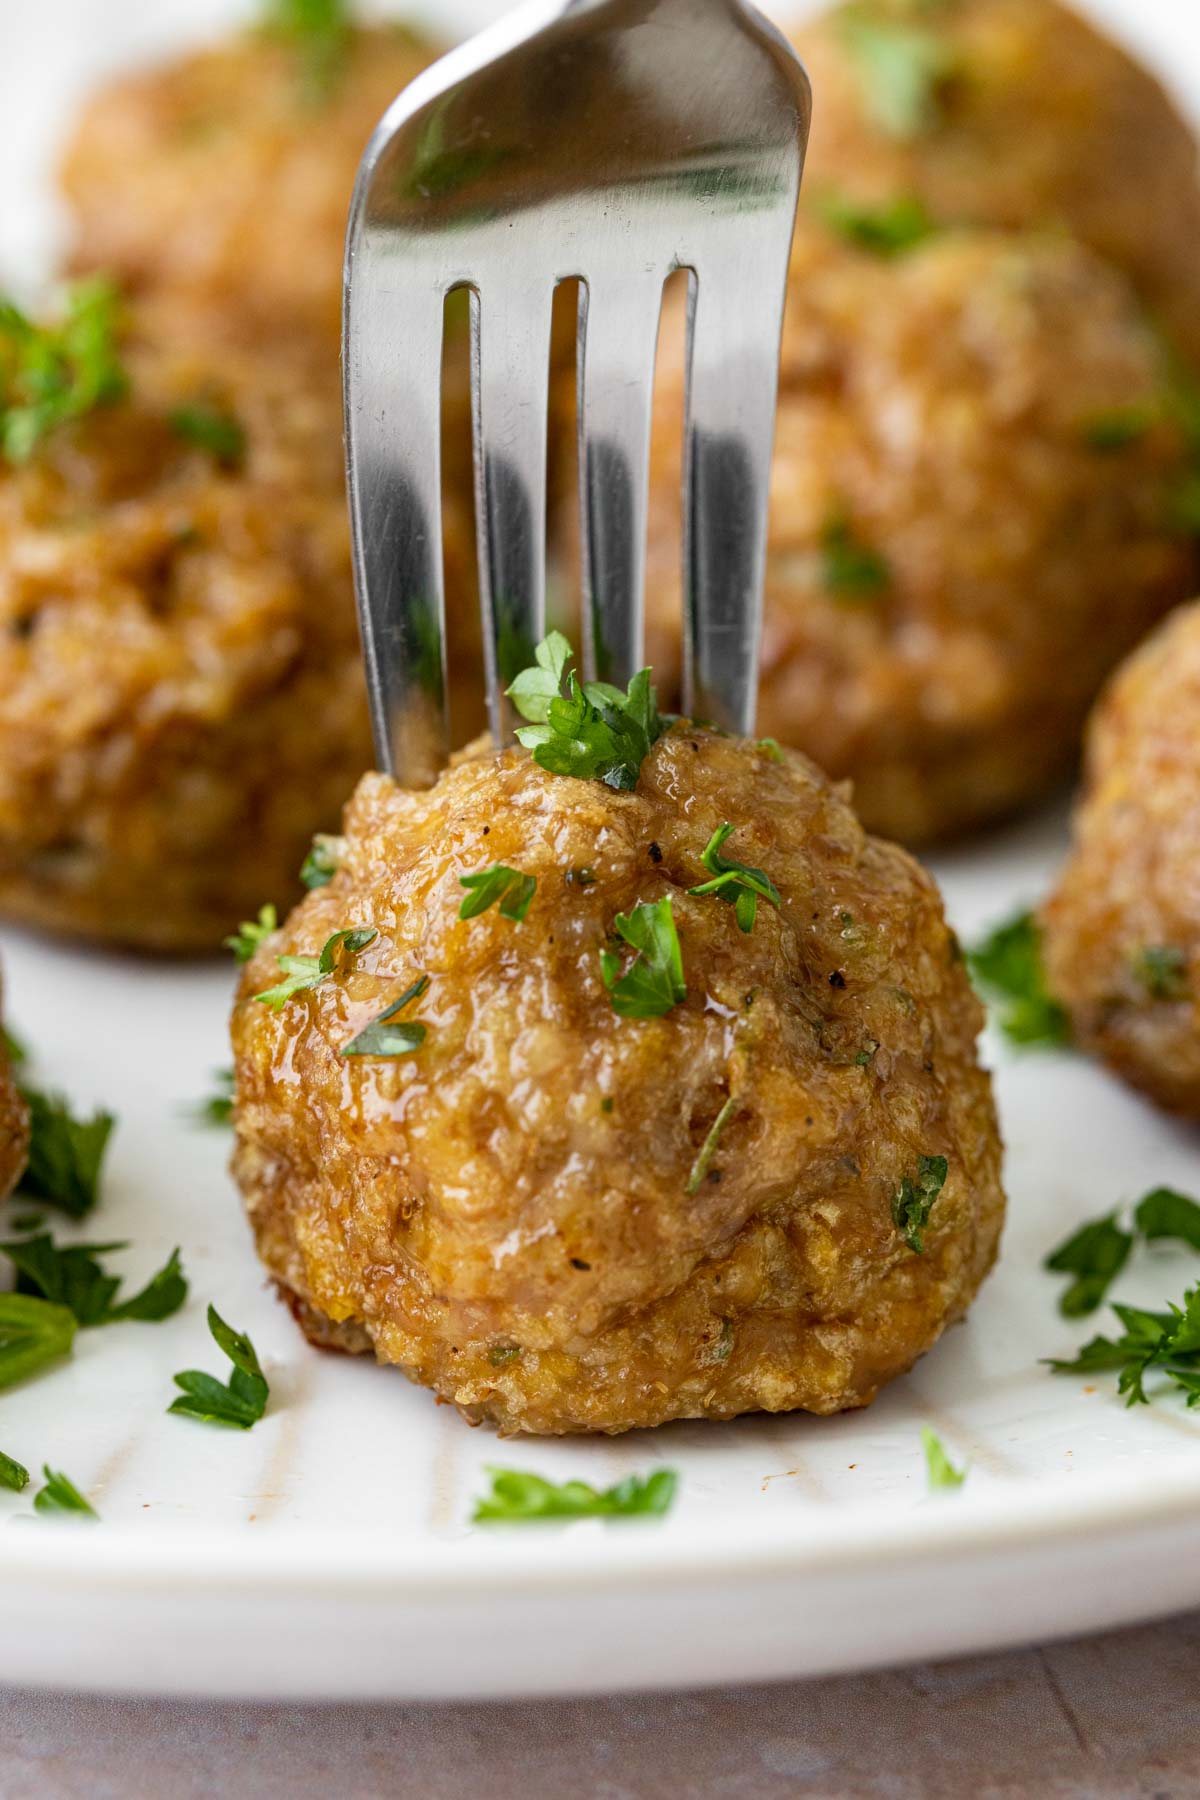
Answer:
1045;1187;1200;1316
688;823;781;934
18;1087;114;1218
1082;406;1155;452
261;0;351;95
507;631;667;791
758;738;785;762
225;904;277;963
818;191;937;255
0;1449;29;1492
1135;944;1188;1001
820;515;891;601
190;1066;234;1128
1047;1280;1200;1408
0;1294;75;1391
686;1096;738;1195
340;975;429;1058
966;910;1070;1048
600;898;686;1019
169;403;245;468
892;1154;948;1253
921;1426;967;1491
300;834;345;890
1;1234;186;1327
254;927;377;1011
459;864;537;924
835;7;956;138
33;1466;97;1519
169;1304;269;1430
0;277;128;463
472;1465;678;1523
3;1026;26;1067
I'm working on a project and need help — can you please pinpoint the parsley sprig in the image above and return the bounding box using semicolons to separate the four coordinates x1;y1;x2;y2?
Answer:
459;864;537;924
261;0;352;97
1;1234;186;1328
507;631;667;791
922;1426;967;1491
34;1466;97;1519
300;834;346;891
820;515;891;601
688;823;781;934
967;910;1070;1048
0;1449;29;1491
18;1086;114;1218
819;191;936;256
340;975;429;1058
254;927;377;1011
1048;1282;1200;1408
0;278;128;463
169;1305;269;1430
225;904;277;964
169;403;245;468
686;1096;738;1195
600;898;686;1019
1045;1187;1200;1317
0;1294;75;1391
473;1466;678;1523
836;7;956;138
190;1066;234;1128
892;1154;948;1253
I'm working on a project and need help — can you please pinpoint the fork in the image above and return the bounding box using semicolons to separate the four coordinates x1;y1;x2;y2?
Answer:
343;0;809;786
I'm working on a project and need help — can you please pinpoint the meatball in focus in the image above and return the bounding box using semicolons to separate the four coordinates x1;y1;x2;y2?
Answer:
796;0;1200;367
231;720;1005;1434
1042;601;1200;1117
644;229;1197;844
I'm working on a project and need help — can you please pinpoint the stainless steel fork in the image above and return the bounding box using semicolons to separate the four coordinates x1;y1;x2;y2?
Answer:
344;0;809;786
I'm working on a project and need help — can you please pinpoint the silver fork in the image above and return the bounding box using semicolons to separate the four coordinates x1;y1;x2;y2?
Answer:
344;0;809;785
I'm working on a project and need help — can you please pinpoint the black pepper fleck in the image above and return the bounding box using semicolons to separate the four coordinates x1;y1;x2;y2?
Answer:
570;1257;591;1271
829;970;847;989
648;842;663;863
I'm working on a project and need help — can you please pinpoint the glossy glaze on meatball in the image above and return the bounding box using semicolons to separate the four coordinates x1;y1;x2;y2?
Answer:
796;0;1200;367
644;228;1196;844
1042;601;1200;1117
231;727;1004;1435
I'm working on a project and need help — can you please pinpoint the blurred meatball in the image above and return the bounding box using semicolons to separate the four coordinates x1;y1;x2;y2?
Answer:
645;228;1197;843
0;1001;29;1204
1042;601;1200;1116
231;725;1004;1434
796;0;1200;367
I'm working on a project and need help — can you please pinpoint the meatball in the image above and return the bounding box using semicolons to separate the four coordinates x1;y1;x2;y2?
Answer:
230;724;1004;1435
1042;600;1200;1117
0;1000;29;1204
59;22;440;345
644;228;1197;843
796;0;1200;368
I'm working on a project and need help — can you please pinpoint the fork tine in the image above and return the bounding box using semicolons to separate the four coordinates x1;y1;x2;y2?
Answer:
344;276;449;786
681;248;792;736
576;272;666;686
471;280;555;741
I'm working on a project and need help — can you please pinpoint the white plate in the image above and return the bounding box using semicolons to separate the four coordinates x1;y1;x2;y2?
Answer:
4;0;1200;1708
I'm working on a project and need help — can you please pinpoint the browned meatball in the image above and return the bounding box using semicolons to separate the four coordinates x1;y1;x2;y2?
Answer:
796;0;1200;367
59;22;440;345
1042;600;1200;1116
0;995;29;1204
230;723;1004;1435
644;228;1196;844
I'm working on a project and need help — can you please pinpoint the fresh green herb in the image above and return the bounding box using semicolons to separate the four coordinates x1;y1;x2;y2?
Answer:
340;975;429;1058
820;516;891;601
758;738;785;763
856;1039;879;1066
819;191;937;255
966;911;1070;1048
459;864;537;924
600;898;686;1020
18;1087;114;1218
836;8;956;137
1082;406;1155;452
1;1234;186;1327
921;1425;967;1491
190;1067;234;1128
0;1294;75;1390
3;1026;26;1068
0;278;127;463
892;1154;948;1254
1044;1187;1200;1316
0;1449;28;1491
472;1465;678;1523
33;1466;97;1519
686;1096;738;1196
1135;1186;1200;1250
169;1304;269;1430
254;927;377;1011
1135;945;1189;1001
299;834;345;890
488;1345;522;1368
225;904;277;964
8;1215;43;1233
688;823;781;934
1047;1281;1200;1408
261;0;351;95
169;403;244;468
507;631;667;792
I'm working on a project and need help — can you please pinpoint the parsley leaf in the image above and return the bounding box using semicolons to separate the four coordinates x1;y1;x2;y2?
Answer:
169;1304;269;1430
225;903;277;964
0;1294;75;1390
1082;406;1155;452
758;737;785;763
190;1066;234;1128
1135;945;1189;1001
820;515;891;600
169;404;245;468
966;910;1070;1048
688;823;781;934
472;1465;678;1523
0;277;128;463
254;926;377;1011
261;0;351;96
33;1466;97;1519
507;632;667;791
1134;1186;1200;1250
836;8;956;138
921;1426;967;1491
892;1154;948;1253
1048;1281;1200;1409
18;1087;114;1218
459;864;537;924
299;834;346;890
819;191;936;255
1;1233;187;1327
340;975;429;1058
1044;1213;1134;1318
0;1449;28;1491
686;1095;739;1196
600;898;686;1019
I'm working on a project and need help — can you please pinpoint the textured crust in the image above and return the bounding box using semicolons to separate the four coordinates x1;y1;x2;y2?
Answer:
230;730;1005;1435
1042;601;1200;1116
644;228;1196;844
796;0;1200;367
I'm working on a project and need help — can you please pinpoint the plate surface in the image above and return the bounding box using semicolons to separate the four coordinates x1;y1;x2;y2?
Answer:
3;0;1200;1706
